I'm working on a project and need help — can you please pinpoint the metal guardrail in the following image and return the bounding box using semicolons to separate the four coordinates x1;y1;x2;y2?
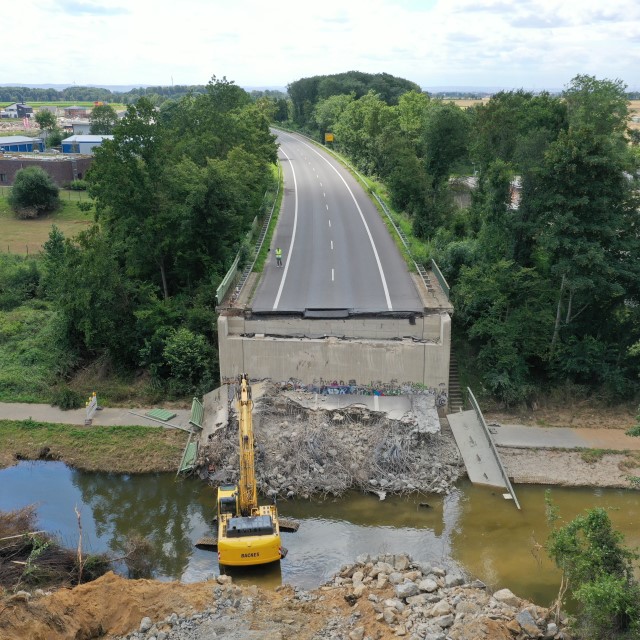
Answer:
467;387;521;510
430;259;450;299
215;253;241;306
189;397;204;430
214;165;282;307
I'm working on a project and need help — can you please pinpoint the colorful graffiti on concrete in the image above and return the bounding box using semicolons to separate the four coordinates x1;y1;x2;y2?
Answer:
279;378;449;407
221;377;449;407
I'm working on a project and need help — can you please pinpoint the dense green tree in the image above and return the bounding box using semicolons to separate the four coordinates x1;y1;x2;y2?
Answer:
34;110;57;133
314;93;354;140
51;226;147;364
563;74;629;138
547;503;640;638
422;102;470;183
288;71;421;128
89;104;119;134
9;167;60;217
470;90;567;171
454;260;554;404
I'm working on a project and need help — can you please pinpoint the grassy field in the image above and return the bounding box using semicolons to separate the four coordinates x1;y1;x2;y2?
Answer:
0;192;94;254
0;101;126;109
0;419;187;473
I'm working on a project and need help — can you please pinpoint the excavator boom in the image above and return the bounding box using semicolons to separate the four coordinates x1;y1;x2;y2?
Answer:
216;374;282;566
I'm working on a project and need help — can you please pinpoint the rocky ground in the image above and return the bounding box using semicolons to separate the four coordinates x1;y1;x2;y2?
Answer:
0;554;571;640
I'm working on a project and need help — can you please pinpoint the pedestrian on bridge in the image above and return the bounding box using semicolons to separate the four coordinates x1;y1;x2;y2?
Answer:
276;247;283;267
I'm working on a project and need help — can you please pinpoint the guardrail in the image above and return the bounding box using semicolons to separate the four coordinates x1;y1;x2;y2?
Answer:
467;387;521;509
430;259;450;299
215;165;281;307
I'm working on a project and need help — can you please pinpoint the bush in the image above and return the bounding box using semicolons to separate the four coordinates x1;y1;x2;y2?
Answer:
8;167;60;216
162;327;214;396
69;179;88;191
51;386;84;410
77;201;92;213
547;500;640;639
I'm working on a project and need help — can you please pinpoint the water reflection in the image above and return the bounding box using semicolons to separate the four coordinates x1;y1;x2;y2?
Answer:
1;462;639;605
70;469;212;579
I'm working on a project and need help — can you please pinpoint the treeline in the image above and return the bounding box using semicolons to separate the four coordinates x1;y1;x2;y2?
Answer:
282;72;640;404
0;83;288;107
6;77;277;397
0;83;219;106
287;71;421;126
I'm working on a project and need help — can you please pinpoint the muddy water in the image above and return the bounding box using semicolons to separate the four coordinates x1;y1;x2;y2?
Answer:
1;461;639;606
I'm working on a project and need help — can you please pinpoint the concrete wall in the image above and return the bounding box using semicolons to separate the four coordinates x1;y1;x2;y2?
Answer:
218;313;451;389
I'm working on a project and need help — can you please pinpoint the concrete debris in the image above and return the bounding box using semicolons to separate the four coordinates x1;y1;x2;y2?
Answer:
199;386;462;498
112;554;571;640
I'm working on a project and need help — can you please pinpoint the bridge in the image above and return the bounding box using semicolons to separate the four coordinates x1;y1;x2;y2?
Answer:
217;131;453;396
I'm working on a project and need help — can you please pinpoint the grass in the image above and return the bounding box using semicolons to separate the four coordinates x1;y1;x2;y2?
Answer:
580;448;619;464
0;192;94;255
0;301;69;403
253;163;284;273
0;419;187;473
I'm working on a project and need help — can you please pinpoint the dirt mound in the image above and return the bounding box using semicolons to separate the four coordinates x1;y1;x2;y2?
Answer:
0;572;214;640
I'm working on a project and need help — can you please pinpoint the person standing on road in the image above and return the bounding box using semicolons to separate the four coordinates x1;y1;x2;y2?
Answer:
275;247;283;267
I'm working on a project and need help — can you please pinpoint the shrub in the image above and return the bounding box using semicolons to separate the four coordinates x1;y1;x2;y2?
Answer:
51;386;84;410
8;167;60;216
547;500;640;639
69;179;88;191
162;327;214;396
77;201;93;213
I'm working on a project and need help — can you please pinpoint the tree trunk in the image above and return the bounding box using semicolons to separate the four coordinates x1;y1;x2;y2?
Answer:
565;287;573;325
159;260;169;300
551;274;566;352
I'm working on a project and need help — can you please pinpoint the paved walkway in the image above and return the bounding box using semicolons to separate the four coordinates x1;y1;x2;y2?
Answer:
0;402;192;430
492;424;640;451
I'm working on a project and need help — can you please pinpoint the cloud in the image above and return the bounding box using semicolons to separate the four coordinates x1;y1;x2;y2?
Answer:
58;1;129;16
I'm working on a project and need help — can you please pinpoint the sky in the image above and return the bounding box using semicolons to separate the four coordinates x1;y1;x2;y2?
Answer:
3;0;640;91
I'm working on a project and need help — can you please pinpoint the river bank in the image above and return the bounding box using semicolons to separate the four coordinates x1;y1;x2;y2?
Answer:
0;554;571;640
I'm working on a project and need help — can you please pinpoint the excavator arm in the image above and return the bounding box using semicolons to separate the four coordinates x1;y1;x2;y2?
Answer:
237;374;258;516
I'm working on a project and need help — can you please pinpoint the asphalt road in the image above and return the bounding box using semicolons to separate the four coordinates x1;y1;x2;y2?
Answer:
251;131;423;314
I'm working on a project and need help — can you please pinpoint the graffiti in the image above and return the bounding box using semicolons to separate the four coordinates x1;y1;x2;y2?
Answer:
278;377;448;405
221;376;449;405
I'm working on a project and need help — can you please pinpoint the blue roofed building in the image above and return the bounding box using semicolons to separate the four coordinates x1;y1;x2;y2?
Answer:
0;136;45;152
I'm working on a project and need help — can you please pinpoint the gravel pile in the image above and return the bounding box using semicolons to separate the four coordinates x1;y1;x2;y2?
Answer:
114;554;570;640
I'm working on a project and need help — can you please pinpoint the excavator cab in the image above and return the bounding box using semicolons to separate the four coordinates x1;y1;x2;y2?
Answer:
217;485;238;516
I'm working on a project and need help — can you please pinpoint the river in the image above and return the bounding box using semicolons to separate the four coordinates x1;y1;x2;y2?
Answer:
1;461;638;606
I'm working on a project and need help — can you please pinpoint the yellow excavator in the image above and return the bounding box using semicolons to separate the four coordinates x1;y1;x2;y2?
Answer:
215;374;283;566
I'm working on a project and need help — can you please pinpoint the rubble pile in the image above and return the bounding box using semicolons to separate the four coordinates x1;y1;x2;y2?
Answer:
112;554;570;640
201;390;463;498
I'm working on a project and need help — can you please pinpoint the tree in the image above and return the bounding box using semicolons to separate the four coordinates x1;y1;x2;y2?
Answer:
34;110;57;133
563;74;629;138
547;501;640;638
9;167;60;217
422;101;470;184
89;104;119;134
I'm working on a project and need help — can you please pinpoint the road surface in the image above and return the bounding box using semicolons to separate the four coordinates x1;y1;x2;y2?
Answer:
251;131;423;315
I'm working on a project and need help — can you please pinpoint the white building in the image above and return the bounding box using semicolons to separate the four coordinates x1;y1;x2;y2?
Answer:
61;135;113;154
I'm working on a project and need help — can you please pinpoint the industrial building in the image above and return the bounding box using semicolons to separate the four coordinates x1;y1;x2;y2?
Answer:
0;136;45;153
61;135;113;154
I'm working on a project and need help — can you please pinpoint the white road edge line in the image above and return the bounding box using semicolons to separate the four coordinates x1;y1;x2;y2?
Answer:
273;148;298;311
286;134;393;310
